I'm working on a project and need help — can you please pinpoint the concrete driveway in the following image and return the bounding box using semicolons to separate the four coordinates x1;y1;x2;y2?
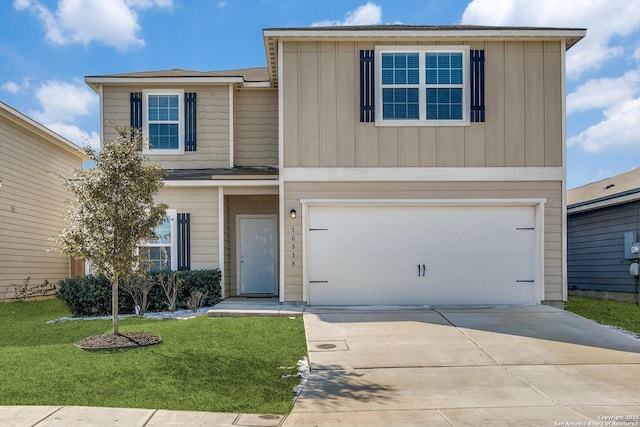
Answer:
284;305;640;426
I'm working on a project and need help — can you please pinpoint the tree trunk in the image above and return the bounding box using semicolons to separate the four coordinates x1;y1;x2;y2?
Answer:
112;275;119;335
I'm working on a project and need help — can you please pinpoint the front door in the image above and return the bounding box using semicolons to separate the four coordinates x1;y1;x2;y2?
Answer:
238;215;277;295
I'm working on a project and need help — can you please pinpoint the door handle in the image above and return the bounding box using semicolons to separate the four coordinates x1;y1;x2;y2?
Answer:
418;264;427;277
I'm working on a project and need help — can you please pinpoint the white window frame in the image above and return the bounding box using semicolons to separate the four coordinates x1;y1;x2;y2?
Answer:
375;45;470;127
142;209;178;271
142;89;184;154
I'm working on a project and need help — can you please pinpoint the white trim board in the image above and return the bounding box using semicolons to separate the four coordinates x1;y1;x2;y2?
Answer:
568;192;640;215
163;180;278;188
284;167;563;182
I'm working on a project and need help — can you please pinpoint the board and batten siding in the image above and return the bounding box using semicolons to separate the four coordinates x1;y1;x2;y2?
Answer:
283;180;563;303
282;40;563;169
155;187;219;270
0;118;82;299
102;85;230;169
234;89;278;166
568;202;640;294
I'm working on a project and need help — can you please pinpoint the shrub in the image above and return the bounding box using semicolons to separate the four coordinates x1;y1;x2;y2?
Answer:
178;269;222;307
58;275;116;316
11;277;57;301
57;269;221;317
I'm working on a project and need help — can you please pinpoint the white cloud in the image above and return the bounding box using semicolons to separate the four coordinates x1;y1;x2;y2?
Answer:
1;82;21;94
568;98;640;152
1;77;31;94
217;1;227;9
567;71;640;114
48;122;100;150
461;0;640;77
14;0;173;51
125;0;173;10
31;80;98;123
312;2;382;26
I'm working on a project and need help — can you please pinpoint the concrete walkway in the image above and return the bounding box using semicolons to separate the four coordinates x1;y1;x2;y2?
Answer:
2;303;640;426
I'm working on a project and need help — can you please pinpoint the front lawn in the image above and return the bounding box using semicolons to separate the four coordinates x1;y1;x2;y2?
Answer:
0;299;307;414
565;296;640;336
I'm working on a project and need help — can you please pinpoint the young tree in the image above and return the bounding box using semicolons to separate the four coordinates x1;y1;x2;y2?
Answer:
58;125;167;334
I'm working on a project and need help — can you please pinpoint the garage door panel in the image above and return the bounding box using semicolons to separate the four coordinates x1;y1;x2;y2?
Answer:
308;205;537;305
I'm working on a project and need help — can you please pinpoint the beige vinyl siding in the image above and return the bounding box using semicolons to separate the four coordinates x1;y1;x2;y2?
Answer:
155;187;219;270
283;180;563;303
0;119;82;299
225;195;279;296
282;40;564;169
102;85;230;169
234;89;278;166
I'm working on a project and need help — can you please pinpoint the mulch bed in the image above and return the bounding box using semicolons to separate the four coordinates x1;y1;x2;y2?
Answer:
76;332;162;351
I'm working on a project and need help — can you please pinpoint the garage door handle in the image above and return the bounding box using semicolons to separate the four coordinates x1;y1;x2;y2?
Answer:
418;264;421;277
418;264;426;277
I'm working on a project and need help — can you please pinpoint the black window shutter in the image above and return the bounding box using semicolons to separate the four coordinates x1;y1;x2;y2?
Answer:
359;50;375;122
184;92;197;151
130;92;143;131
470;49;485;123
177;213;191;271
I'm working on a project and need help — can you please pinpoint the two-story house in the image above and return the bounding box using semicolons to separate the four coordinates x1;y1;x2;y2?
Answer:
86;25;585;307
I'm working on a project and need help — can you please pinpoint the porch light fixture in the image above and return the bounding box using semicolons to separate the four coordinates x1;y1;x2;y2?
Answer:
290;209;297;219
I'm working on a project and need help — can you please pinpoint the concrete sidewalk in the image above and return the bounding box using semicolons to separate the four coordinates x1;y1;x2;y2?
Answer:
0;406;286;426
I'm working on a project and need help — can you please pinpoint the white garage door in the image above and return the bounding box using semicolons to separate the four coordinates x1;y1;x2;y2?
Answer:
307;205;537;305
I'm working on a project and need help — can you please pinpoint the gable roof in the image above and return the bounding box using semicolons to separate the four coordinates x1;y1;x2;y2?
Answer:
568;167;640;213
0;101;87;159
263;24;586;86
85;67;270;91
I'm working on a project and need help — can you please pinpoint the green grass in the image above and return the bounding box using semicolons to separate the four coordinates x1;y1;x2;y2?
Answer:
565;296;640;336
0;299;307;414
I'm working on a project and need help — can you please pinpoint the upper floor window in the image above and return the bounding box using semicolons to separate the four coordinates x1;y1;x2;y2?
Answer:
376;46;469;126
142;89;184;154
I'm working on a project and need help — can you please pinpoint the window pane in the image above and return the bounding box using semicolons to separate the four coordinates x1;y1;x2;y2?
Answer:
148;94;179;123
381;53;394;69
407;69;419;85
149;124;179;149
149;216;171;244
438;69;450;84
425;52;464;87
451;69;463;85
382;88;419;120
145;246;171;272
426;88;462;120
437;53;450;68
382;69;394;85
450;53;463;68
382;53;419;85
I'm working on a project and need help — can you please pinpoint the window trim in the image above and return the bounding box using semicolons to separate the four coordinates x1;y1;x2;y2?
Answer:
142;89;185;154
375;45;470;127
143;209;178;271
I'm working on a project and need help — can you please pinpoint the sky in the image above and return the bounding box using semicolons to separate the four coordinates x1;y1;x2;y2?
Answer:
1;0;640;190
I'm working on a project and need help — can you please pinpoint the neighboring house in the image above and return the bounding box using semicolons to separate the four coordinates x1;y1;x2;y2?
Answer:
85;25;585;307
567;168;640;302
0;101;87;300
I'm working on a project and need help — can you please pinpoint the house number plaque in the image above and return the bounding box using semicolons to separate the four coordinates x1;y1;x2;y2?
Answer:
291;226;296;267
